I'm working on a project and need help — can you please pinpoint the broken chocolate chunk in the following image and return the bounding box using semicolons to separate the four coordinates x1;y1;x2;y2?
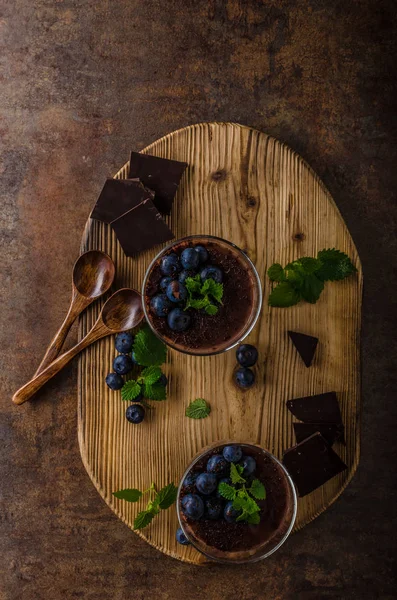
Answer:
293;422;345;446
288;330;318;367
91;178;154;224
286;392;342;424
128;151;187;215
283;433;347;497
111;197;174;256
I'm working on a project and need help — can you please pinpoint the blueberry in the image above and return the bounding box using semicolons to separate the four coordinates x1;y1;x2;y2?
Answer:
239;455;256;477
195;473;218;495
235;367;255;389
181;247;200;270
194;245;209;264
205;497;223;520
114;332;134;354
207;454;229;476
178;269;196;284
158;373;168;386
236;344;258;368
216;477;232;498
182;472;198;494
167;308;191;332
176;527;190;545
160;276;172;292
181;494;204;520
166;281;188;303
160;253;181;276
222;445;243;463
224;501;241;523
105;372;124;390
126;404;145;424
200;265;223;283
150;294;172;317
131;351;139;365
113;354;133;375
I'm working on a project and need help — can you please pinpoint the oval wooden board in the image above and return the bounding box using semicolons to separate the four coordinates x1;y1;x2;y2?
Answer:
78;123;362;564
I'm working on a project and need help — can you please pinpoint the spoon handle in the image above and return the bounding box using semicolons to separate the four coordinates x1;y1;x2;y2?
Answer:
33;290;91;376
12;323;107;405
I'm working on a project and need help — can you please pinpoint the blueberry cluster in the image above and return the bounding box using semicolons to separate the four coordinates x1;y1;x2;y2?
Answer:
150;245;223;331
177;445;257;542
234;344;259;389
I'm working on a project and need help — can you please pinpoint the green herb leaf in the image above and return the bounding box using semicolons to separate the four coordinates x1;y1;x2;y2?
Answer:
204;304;218;315
185;274;202;293
300;273;325;304
133;510;155;530
184;276;223;314
141;365;162;385
121;380;142;401
296;257;323;274
112;488;142;502
246;512;261;525
185;398;211;419
185;297;208;310
133;324;167;367
202;278;224;303
230;462;246;485
316;249;357;281
267;263;285;282
154;483;178;510
249;479;266;500
218;482;237;500
268;281;301;307
143;381;167;401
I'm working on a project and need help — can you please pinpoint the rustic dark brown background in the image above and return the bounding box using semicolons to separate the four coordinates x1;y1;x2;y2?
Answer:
1;1;396;599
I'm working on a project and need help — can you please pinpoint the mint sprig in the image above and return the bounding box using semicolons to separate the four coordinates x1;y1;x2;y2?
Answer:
218;462;266;525
112;482;177;530
185;398;211;419
185;275;223;315
267;249;357;307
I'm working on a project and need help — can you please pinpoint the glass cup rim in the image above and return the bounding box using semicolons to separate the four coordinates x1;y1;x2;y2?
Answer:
176;441;298;564
141;234;263;356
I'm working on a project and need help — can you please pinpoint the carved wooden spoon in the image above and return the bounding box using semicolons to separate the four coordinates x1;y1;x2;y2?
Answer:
34;250;115;376
13;288;144;405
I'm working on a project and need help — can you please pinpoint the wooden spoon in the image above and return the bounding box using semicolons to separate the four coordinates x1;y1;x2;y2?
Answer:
34;250;115;376
13;289;144;405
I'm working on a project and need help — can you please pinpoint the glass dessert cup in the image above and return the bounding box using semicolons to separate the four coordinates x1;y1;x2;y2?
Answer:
177;442;297;564
142;235;262;356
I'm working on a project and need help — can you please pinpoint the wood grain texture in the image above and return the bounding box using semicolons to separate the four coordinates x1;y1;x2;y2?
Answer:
77;123;362;565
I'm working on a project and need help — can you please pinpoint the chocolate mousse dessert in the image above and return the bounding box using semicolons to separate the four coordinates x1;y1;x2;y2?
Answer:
143;235;261;355
177;443;297;563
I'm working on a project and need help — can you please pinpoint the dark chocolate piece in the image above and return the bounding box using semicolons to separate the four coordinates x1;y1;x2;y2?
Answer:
286;392;342;424
283;433;347;497
111;197;174;256
128;151;187;215
293;422;345;446
288;330;318;367
91;178;154;224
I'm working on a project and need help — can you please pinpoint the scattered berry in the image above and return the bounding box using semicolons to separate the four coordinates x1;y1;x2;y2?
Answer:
181;247;200;270
222;445;243;463
200;265;223;283
166;281;188;303
150;294;172;317
115;332;134;354
205;497;223;520
236;344;258;368
167;308;191;331
181;494;204;520
105;372;124;390
176;527;190;545
160;276;172;292
195;472;218;495
125;404;145;424
194;245;209;264
113;354;133;375
235;367;255;389
178;269;196;284
160;253;181;276
239;455;256;477
224;501;241;523
207;454;229;476
182;473;198;494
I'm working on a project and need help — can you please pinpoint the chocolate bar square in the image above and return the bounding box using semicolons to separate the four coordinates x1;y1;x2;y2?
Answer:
286;392;342;424
91;178;154;224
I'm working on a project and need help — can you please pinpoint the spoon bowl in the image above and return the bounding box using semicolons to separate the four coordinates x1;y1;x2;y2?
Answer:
101;288;144;332
73;250;115;298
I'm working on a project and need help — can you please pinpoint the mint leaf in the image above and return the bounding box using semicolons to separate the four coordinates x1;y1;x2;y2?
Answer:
268;281;301;307
246;512;261;525
249;479;266;500
121;380;142;401
296;257;322;274
133;324;167;367
267;263;285;282
185;277;223;314
316;249;357;281
185;275;202;294
218;482;237;500
143;381;167;401
185;398;211;419
205;304;218;315
112;488;142;502
141;366;162;385
230;462;246;485
300;273;324;304
202;279;223;303
185;297;208;310
133;510;155;530
154;483;178;509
